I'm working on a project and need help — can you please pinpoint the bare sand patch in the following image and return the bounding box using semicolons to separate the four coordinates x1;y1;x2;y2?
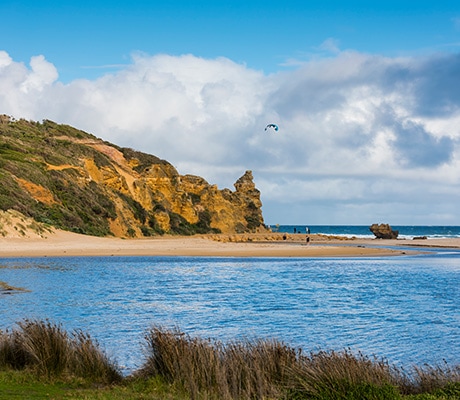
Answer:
0;216;457;259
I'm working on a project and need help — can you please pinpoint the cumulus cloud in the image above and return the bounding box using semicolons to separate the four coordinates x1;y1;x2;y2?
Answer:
20;55;58;93
0;51;12;67
1;50;459;224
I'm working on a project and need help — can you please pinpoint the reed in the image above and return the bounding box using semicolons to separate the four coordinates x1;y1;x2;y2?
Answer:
0;328;28;369
137;326;298;399
222;338;298;399
286;349;403;399
15;319;71;378
70;329;122;383
408;361;460;395
0;319;121;383
1;321;459;398
138;326;225;398
137;327;459;399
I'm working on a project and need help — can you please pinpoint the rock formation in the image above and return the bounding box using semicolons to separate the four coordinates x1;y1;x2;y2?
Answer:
369;223;399;239
0;116;267;237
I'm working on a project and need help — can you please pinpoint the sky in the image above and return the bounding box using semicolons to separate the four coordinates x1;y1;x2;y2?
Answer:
1;0;460;225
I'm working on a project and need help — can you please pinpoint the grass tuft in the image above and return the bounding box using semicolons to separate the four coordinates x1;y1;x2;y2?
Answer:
287;349;403;399
0;319;121;383
137;326;296;399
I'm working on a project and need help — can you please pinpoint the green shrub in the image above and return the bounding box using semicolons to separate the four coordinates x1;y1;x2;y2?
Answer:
120;147;168;173
118;192;147;224
168;212;196;235
195;210;220;234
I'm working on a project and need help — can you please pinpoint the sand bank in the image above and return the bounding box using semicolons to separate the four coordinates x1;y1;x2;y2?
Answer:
1;230;459;258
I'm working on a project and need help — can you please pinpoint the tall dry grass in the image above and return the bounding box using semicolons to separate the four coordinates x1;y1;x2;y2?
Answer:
137;326;459;399
1;321;459;398
0;319;121;383
286;349;403;399
137;326;298;399
408;362;460;395
222;339;298;399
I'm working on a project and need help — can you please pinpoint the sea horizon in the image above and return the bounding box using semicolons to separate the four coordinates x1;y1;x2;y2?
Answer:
270;225;460;239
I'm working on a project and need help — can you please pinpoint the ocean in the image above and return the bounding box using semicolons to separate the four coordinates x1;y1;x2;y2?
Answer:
272;225;460;239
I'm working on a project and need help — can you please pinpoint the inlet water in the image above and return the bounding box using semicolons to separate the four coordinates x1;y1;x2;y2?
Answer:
1;252;459;373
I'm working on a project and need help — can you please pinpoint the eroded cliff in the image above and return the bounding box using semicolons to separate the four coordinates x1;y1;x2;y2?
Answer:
0;116;266;237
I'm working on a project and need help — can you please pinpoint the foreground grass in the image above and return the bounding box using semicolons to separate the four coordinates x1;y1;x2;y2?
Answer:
1;370;459;400
0;370;189;399
1;320;459;399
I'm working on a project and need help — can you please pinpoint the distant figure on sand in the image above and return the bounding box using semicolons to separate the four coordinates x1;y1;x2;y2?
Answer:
306;235;310;245
306;227;310;234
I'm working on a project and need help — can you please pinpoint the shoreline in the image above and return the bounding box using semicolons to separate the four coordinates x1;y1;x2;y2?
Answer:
0;231;459;259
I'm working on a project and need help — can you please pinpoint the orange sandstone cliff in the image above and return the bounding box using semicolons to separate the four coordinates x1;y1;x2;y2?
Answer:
0;116;266;237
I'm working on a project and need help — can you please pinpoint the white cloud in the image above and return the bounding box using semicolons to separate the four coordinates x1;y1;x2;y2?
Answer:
1;50;459;224
20;55;58;93
0;51;13;67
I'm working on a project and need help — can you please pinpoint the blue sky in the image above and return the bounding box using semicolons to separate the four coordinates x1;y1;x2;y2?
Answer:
4;1;460;80
1;1;460;225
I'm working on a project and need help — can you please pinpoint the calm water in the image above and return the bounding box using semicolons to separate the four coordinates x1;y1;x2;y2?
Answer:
1;251;459;374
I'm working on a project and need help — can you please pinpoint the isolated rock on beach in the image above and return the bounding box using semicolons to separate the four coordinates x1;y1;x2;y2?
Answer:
369;223;399;239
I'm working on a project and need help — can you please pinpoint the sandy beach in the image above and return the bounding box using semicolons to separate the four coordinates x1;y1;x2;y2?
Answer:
1;230;459;258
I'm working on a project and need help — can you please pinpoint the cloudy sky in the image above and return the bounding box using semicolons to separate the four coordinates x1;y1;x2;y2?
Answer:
1;0;460;225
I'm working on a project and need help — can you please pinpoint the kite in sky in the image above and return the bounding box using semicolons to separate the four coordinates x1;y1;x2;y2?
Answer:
265;123;279;132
